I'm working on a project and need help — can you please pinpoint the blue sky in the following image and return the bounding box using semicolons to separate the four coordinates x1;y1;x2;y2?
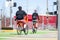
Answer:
0;0;57;17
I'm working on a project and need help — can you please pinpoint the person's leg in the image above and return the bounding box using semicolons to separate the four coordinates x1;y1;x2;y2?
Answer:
34;21;38;33
32;21;35;33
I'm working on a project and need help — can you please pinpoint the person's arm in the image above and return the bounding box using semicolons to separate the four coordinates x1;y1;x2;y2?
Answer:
32;13;34;19
23;11;27;16
36;13;38;17
36;13;39;19
16;11;18;16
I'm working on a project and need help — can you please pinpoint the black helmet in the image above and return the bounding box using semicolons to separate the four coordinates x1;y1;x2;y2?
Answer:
18;6;22;10
34;10;37;13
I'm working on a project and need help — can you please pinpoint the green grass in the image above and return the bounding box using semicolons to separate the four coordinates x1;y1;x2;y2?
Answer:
0;38;7;40
28;30;49;34
0;30;49;37
0;30;56;40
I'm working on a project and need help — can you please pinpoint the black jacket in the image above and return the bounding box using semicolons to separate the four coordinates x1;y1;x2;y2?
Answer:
16;10;27;20
32;12;39;20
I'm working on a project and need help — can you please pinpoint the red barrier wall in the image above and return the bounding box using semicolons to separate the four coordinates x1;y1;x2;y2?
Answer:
14;14;57;28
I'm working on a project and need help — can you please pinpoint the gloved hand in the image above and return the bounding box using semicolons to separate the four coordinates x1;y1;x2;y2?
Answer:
15;19;16;21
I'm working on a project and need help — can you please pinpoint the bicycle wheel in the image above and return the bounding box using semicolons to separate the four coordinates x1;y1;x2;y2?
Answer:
17;27;22;35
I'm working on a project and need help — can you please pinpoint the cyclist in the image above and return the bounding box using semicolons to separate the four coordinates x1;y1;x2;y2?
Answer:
32;10;39;33
15;6;27;35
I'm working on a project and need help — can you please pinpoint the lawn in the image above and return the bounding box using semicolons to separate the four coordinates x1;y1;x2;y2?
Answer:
0;30;49;37
0;30;56;40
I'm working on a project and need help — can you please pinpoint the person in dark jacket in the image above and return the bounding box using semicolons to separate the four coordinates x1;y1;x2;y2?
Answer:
32;10;39;20
16;6;27;20
15;6;27;35
32;10;39;33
